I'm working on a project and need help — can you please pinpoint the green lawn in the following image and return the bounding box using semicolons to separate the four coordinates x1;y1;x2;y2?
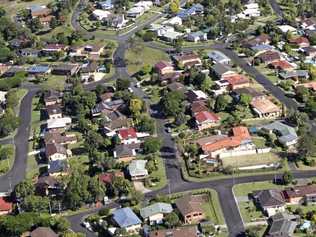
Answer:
147;157;167;191
252;136;267;148
221;152;281;168
238;201;265;223
126;46;169;75
0;145;15;175
41;75;66;91
233;181;288;197
255;64;279;84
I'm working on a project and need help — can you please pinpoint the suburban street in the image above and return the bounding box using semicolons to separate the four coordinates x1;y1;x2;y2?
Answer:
2;0;316;237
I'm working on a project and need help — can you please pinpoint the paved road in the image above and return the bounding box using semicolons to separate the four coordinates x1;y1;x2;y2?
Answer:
268;0;284;18
0;87;39;192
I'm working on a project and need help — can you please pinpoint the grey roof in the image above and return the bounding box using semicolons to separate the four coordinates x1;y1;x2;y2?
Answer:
268;212;298;236
188;31;206;38
212;63;233;76
261;121;298;145
253;189;285;208
251;44;274;52
140;202;173;219
114;144;136;158
208;50;230;63
112;207;142;228
128;160;148;177
279;70;309;79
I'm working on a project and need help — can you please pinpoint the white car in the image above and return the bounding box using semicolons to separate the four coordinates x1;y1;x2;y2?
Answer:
81;221;93;232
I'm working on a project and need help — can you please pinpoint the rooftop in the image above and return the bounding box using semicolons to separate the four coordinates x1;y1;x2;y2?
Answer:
251;97;280;114
140;202;173;219
112;207;142;228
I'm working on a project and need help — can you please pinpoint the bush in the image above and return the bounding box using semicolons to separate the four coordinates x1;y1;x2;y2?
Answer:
98;208;110;217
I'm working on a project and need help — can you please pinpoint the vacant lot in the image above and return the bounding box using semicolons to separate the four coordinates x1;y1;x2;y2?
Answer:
221;152;280;168
2;0;53;18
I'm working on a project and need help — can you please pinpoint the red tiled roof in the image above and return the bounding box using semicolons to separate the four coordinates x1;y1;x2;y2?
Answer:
154;61;172;70
283;185;316;199
289;36;310;46
269;60;294;70
223;74;250;86
232;126;251;140
118;128;137;140
0;197;12;212
299;81;316;91
195;111;220;123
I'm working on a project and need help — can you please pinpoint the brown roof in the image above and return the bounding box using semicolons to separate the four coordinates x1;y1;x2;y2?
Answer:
175;195;204;217
251;97;280;114
46;104;62;116
149;226;198;237
46;143;67;157
283;185;316;199
167;82;186;92
44;132;76;145
154;61;173;71
191;101;209;114
223;73;250;86
36;175;59;187
256;50;280;63
99;92;114;101
30;227;58;237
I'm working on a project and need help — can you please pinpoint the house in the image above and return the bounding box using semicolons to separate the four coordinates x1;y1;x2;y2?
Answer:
127;6;146;18
159;71;182;84
256;50;281;64
98;0;114;10
283;185;316;205
162;16;182;26
252;189;286;216
232;87;265;101
221;73;250;90
80;61;99;82
134;1;153;10
154;61;174;75
149;226;199;237
187;31;207;42
111;15;128;29
48;160;69;177
167;82;186;92
99;171;124;185
45;143;68;161
261;121;298;147
173;53;202;68
27;65;51;75
267;212;298;237
36;175;62;196
211;63;236;79
194;111;220;131
140;202;173;224
44;131;77;145
159;28;184;42
0;197;12;215
92;9;112;21
28;5;52;18
43;90;63;106
268;60;295;72
175;194;205;224
42;44;67;54
39;15;55;26
191;100;209;115
102;117;132;135
298;81;316;92
177;3;204;20
279;70;309;81
128;160;148;180
45;104;62;119
301;46;316;58
30;227;58;237
91;99;125;117
19;48;41;58
250;97;281;118
289;36;310;48
112;207;142;232
118;128;139;144
196;126;254;158
51;64;80;76
0;64;10;77
46;117;72;130
186;90;208;102
242;34;271;48
208;51;231;64
278;25;298;34
236;3;260;19
113;144;138;162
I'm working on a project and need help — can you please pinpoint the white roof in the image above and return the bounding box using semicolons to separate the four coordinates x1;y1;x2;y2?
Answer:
245;3;259;9
163;16;182;25
128;160;148;177
92;9;111;19
278;25;297;33
0;91;7;103
161;30;183;40
134;1;152;8
47;117;72;129
192;90;208;99
127;6;145;14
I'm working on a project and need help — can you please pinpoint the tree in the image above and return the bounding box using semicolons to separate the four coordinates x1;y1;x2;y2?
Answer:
62;232;85;237
130;189;144;206
0;46;13;63
136;114;155;134
283;171;293;185
143;137;162;154
21;195;50;213
165;212;179;227
112;176;133;197
215;94;232;112
160;91;185;117
239;93;252;106
116;78;130;91
98;207;110;217
170;0;180;13
140;64;152;75
88;176;106;203
129;98;143;117
14;179;34;200
0;145;13;161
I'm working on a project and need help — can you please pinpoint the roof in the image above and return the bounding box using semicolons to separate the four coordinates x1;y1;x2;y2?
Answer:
269;60;294;70
212;63;234;76
251;97;280;114
46;104;62;116
167;82;186;92
289;36;310;45
43;44;66;50
114;144;137;158
118;127;137;140
128;160;148;177
30;227;58;237
37;175;59;187
279;70;309;79
195;111;220;124
186;89;208;101
0;197;12;212
149;226;198;237
154;61;173;71
256;50;281;62
46;143;67;157
27;65;50;74
278;25;297;33
283;185;316;199
191;101;209;114
208;50;230;63
52;64;80;71
299;81;316;91
48;160;69;174
174;52;200;63
47;117;71;129
268;213;298;237
232;126;251;140
44;131;76;145
175;194;204;216
140;202;173;219
261;121;297;144
112;207;142;228
233;87;265;98
253;189;285;208
223;73;250;86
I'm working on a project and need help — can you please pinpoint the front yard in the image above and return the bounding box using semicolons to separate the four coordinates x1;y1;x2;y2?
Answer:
146;157;167;191
0;145;15;175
